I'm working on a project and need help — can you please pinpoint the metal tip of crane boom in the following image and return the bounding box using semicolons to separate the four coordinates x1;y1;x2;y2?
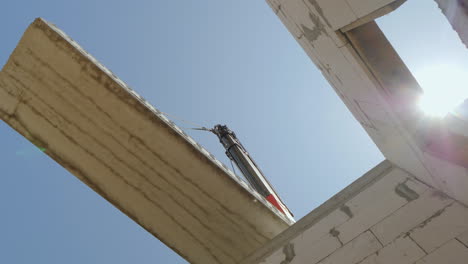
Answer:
191;127;214;132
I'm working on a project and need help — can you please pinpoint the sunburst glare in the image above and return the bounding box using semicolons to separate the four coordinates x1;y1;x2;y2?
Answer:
416;64;468;117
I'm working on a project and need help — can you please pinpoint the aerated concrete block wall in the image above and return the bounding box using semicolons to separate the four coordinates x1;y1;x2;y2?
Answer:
243;160;468;264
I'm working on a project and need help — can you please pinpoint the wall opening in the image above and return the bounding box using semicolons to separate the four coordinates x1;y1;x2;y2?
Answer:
377;0;468;119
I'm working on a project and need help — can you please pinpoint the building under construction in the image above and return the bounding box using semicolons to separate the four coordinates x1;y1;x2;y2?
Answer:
1;0;468;263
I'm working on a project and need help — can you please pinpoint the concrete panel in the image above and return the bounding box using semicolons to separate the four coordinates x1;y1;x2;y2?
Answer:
317;231;381;264
241;161;393;264
258;2;468;263
410;202;468;253
415;239;468;264
292;232;342;264
242;161;468;263
353;105;438;187
267;0;468;214
258;251;285;264
0;18;291;264
338;44;383;101
457;230;468;247
265;0;280;13
303;0;404;31
268;0;451;197
359;236;426;264
371;188;453;245
281;0;348;47
266;0;303;39
345;21;468;198
340;0;406;32
435;0;468;49
423;153;468;205
289;210;349;263
0;76;22;115
334;169;426;244
346;0;399;18
257;207;350;264
315;0;358;30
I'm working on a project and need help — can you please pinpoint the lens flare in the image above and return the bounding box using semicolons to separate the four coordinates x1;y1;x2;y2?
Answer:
415;64;468;117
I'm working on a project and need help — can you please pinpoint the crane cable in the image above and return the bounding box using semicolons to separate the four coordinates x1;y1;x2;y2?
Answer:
159;110;211;131
160;111;240;176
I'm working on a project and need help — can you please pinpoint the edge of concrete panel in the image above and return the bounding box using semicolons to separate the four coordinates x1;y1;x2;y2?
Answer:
0;18;297;263
241;159;393;264
435;0;468;49
1;17;294;225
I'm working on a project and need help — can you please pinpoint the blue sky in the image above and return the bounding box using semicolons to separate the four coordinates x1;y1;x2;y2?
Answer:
0;1;466;263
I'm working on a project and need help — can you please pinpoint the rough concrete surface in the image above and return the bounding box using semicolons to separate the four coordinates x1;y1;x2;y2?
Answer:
243;162;468;264
245;0;468;263
267;0;468;207
435;0;468;49
0;18;292;264
255;0;468;262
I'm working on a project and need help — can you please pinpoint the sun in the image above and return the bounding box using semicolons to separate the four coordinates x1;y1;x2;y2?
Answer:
416;64;468;117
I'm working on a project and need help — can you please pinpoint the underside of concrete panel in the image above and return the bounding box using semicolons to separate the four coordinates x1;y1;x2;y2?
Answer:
3;1;468;263
0;18;292;264
435;0;468;49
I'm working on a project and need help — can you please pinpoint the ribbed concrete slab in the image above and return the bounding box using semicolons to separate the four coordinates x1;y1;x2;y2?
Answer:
0;18;291;264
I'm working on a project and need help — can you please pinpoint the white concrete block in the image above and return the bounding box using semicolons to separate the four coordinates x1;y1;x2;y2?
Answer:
354;100;392;132
293;21;374;132
339;44;383;101
280;210;349;263
315;0;358;30
280;0;322;40
259;249;287;264
374;125;438;188
298;32;379;131
359;236;426;264
295;34;325;68
265;0;280;13
346;0;397;18
301;209;350;243
371;188;453;245
415;239;468;264
293;233;342;264
304;32;349;91
335;44;394;131
278;0;347;49
253;208;350;264
276;5;303;38
457;230;468;247
410;202;468;253
347;99;439;190
335;169;425;243
422;153;468;206
317;231;382;264
323;44;367;97
301;0;348;47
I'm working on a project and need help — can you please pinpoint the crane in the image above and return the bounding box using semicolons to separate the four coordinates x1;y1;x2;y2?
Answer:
199;124;294;221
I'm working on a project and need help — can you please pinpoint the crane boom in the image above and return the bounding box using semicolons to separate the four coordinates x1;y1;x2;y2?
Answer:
211;125;294;221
